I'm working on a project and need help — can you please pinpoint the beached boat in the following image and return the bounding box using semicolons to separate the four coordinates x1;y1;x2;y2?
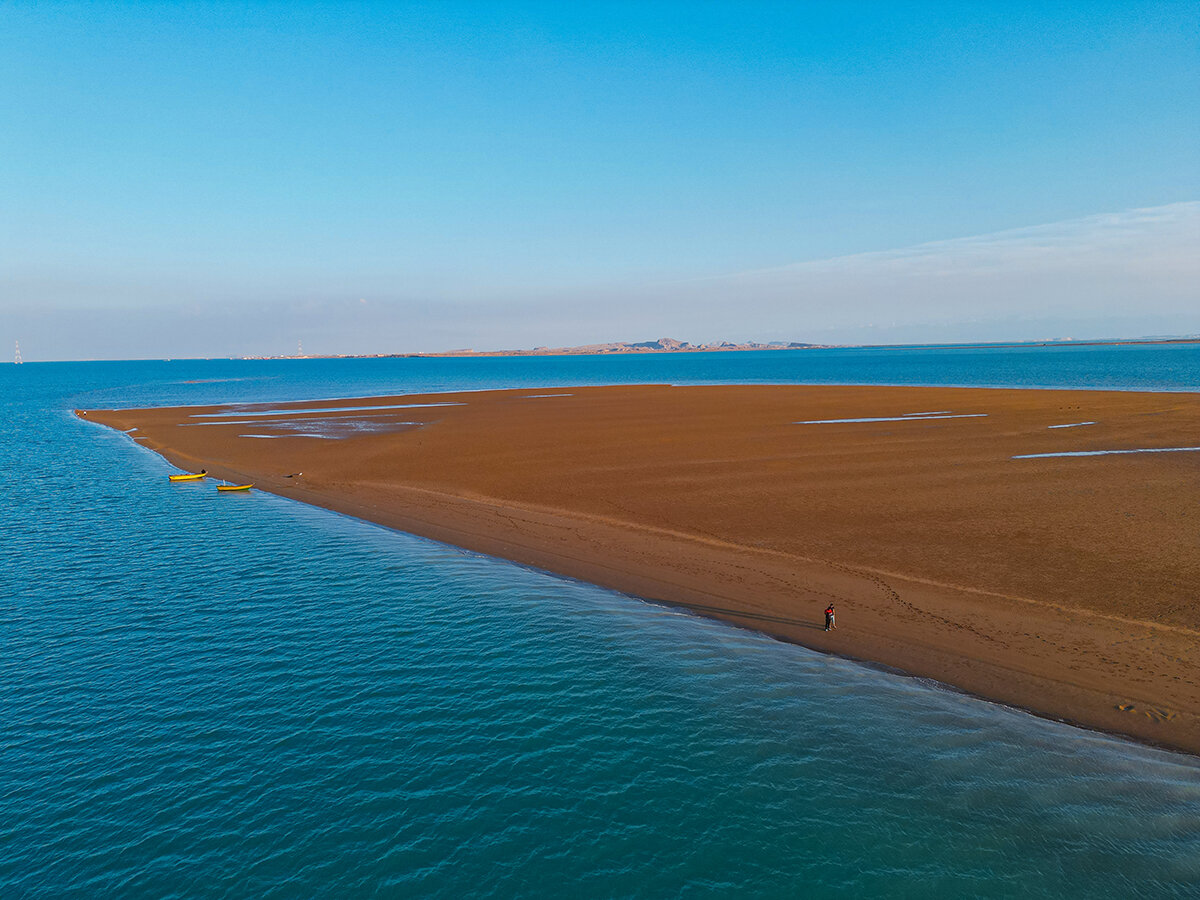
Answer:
168;470;207;481
217;483;253;492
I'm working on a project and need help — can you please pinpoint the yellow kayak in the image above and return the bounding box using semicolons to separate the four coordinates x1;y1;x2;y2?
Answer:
217;483;253;492
168;470;207;482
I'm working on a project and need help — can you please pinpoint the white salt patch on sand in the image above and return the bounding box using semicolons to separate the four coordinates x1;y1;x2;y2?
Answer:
192;418;425;430
1013;447;1200;459
1047;422;1096;429
796;414;987;425
231;419;425;438
524;393;574;399
238;433;339;439
191;402;464;418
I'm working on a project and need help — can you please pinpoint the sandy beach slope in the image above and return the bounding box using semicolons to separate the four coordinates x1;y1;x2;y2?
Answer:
81;384;1200;754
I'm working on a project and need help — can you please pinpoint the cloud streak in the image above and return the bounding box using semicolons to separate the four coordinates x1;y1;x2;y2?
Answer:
665;202;1200;337
734;202;1199;280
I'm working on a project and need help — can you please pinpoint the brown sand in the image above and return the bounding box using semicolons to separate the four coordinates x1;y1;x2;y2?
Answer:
81;385;1200;754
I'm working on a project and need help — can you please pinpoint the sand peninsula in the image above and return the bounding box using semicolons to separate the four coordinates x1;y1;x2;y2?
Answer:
82;385;1200;754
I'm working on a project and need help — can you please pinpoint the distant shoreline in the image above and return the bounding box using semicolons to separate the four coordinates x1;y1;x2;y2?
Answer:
10;335;1198;365
240;334;1200;361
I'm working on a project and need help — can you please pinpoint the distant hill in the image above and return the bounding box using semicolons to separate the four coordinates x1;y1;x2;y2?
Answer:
397;337;823;357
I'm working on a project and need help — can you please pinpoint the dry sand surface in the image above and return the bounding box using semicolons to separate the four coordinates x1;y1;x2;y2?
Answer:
82;384;1200;754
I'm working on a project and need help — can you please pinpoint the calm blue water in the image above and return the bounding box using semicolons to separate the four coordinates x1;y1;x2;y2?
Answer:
4;344;1200;898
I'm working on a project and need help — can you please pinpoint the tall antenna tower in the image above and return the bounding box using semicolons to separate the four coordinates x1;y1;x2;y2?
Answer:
297;339;303;357
14;341;22;365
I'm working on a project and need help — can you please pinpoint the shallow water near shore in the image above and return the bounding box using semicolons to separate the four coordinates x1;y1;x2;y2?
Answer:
4;344;1200;897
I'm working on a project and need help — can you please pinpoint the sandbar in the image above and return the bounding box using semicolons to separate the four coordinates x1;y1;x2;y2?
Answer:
81;384;1200;754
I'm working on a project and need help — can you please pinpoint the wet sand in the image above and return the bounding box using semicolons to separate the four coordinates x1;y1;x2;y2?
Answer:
81;384;1200;754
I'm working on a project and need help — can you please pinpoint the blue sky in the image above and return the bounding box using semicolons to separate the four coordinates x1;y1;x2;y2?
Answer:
3;1;1197;359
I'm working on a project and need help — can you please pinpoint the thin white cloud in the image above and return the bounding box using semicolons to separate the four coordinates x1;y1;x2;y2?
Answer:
726;202;1199;281
639;202;1198;341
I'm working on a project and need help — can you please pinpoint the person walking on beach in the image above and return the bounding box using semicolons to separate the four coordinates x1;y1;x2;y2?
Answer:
824;604;836;632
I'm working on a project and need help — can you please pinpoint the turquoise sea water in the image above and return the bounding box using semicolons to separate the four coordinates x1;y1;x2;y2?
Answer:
4;344;1200;898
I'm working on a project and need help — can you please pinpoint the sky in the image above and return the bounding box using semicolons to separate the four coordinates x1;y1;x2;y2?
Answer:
2;1;1197;360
